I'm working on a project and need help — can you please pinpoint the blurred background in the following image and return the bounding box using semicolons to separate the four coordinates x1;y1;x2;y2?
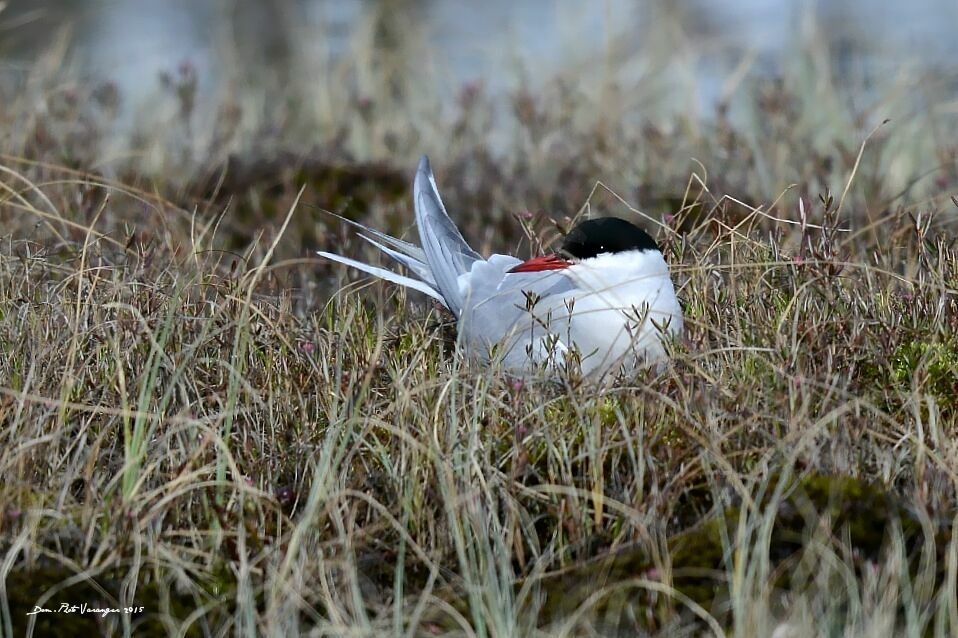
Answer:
1;0;957;257
6;0;958;119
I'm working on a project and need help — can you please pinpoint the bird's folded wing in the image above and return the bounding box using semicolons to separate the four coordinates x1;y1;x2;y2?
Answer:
458;254;579;361
413;156;481;314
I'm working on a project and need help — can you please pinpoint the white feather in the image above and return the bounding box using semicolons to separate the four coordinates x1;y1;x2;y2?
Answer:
316;251;444;303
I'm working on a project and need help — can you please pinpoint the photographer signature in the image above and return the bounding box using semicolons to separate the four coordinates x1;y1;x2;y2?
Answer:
26;603;144;618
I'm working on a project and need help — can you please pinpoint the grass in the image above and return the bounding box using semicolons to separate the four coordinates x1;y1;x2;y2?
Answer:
3;4;958;636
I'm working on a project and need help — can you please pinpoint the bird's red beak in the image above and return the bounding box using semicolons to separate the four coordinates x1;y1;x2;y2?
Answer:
507;254;571;273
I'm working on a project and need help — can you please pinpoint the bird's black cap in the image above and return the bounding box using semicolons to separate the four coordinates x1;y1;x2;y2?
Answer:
560;217;659;260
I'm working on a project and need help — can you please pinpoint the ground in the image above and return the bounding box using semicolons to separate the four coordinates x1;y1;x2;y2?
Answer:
2;27;958;637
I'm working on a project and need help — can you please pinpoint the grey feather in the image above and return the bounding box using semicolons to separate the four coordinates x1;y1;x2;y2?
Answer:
458;255;580;367
358;234;437;287
413;156;481;315
316;250;444;303
317;208;443;302
322;209;428;263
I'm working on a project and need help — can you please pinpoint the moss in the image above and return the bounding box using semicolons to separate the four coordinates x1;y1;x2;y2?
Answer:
190;154;409;253
6;564;208;638
532;472;948;632
596;398;620;427
892;340;958;406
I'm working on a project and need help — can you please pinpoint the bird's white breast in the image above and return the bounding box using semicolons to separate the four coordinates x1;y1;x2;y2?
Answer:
457;249;682;377
555;250;682;374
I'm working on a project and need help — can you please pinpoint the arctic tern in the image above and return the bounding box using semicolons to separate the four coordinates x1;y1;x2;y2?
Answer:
317;156;683;377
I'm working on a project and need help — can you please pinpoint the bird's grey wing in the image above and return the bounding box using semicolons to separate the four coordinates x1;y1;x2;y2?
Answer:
459;254;578;368
414;156;481;315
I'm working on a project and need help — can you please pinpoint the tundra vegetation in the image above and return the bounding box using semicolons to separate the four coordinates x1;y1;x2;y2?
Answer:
1;7;958;637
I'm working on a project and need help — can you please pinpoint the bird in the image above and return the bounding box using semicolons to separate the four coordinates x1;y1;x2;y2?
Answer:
317;156;683;377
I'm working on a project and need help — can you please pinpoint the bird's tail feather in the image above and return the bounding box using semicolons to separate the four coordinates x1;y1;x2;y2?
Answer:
318;155;475;312
318;209;429;263
413;156;479;315
316;250;445;303
357;235;436;287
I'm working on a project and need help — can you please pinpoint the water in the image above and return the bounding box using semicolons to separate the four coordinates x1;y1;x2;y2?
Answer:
3;0;958;125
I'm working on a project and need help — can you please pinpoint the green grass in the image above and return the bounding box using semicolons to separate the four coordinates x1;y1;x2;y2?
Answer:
2;7;958;636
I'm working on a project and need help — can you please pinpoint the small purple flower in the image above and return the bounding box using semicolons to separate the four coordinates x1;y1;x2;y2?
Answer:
300;341;315;354
458;80;482;108
178;59;196;78
276;486;296;509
